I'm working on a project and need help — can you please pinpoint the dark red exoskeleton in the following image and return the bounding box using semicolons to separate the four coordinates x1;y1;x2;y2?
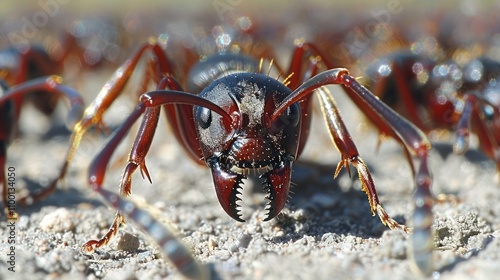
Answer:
355;48;500;178
0;22;124;207
337;22;500;274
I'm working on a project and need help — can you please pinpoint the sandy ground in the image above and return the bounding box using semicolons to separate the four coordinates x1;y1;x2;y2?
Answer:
0;70;499;280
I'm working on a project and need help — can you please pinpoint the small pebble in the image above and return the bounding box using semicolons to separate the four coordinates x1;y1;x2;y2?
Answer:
117;231;140;252
39;208;74;233
208;238;217;251
17;215;30;230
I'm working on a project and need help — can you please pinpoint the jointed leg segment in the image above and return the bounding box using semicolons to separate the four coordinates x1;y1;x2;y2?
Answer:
317;87;408;232
272;66;433;274
77;41;435;277
80;85;228;279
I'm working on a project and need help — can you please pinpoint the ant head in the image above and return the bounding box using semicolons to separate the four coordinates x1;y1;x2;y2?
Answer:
194;72;301;221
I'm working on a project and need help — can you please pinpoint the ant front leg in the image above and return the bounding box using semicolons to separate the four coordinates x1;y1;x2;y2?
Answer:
340;72;433;275
342;72;434;276
273;68;433;275
119;106;160;195
120;76;190;195
316;87;408;231
80;83;230;278
81;77;192;251
81;89;165;254
0;76;83;210
303;46;435;274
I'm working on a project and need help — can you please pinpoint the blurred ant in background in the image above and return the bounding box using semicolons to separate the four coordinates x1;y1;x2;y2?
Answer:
0;16;130;214
330;10;500;172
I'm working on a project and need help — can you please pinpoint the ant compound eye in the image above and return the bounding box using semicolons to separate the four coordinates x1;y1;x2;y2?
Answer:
277;103;300;127
196;107;212;129
285;103;300;127
269;103;301;134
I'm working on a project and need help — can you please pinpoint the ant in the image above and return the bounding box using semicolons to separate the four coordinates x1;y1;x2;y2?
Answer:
0;19;125;206
1;30;103;116
331;18;500;274
0;75;83;217
344;11;500;172
361;51;500;164
63;22;432;278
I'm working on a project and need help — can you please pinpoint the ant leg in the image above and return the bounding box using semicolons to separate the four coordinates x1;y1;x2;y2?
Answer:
82;104;160;256
286;43;417;170
120;76;194;195
85;188;209;280
273;68;433;275
341;72;434;276
81;210;125;253
119;105;160;196
61;40;173;183
390;62;427;130
108;58;160;170
82;90;231;272
302;43;419;172
81;102;148;253
316;87;408;231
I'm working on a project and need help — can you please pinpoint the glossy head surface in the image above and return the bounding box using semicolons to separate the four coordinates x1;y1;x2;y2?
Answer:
194;72;301;221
